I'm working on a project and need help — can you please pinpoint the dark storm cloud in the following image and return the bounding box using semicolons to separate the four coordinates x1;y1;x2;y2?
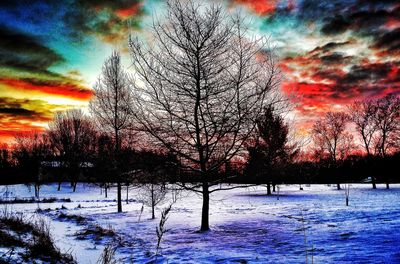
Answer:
313;69;344;82
63;0;144;42
0;0;145;43
0;26;65;73
320;52;352;65
321;16;350;35
305;59;399;101
342;63;393;85
312;41;353;53
315;62;396;88
296;0;355;21
318;1;400;37
0;97;54;122
0;108;36;116
75;0;140;10
373;28;400;54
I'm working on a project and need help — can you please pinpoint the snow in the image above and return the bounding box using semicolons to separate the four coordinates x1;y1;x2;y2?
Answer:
1;183;400;263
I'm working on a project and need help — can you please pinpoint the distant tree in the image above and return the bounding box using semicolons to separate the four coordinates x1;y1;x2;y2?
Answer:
13;132;51;198
349;99;377;157
129;0;282;231
373;94;400;158
134;150;177;219
373;94;400;189
90;51;133;212
93;133;114;198
0;144;12;169
312;112;351;190
139;183;167;220
246;106;298;194
349;99;378;188
48;109;96;192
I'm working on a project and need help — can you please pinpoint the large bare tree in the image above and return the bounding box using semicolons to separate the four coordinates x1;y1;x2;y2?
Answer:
90;51;133;212
48;109;96;192
312;112;351;190
129;0;282;231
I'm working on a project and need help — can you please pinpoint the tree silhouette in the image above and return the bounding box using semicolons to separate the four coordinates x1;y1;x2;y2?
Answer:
246;106;298;194
349;99;378;188
312;112;352;190
48;109;96;192
90;51;133;212
129;0;282;231
373;94;400;189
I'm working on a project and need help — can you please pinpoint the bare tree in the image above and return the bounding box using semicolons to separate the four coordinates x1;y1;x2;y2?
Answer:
48;109;96;192
349;100;377;156
374;94;400;158
139;183;167;220
129;0;282;231
349;99;378;188
373;94;400;189
312;112;350;190
134;150;174;219
0;144;12;169
90;51;133;212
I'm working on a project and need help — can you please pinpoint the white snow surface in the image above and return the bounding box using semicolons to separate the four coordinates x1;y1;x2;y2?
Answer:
1;183;399;263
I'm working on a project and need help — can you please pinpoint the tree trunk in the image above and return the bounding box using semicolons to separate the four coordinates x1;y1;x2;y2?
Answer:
272;183;276;192
35;185;40;199
337;183;341;190
386;183;390;189
105;184;108;198
267;183;272;195
58;182;61;191
200;182;210;232
151;184;155;219
126;184;129;204
372;177;377;189
117;182;122;212
72;182;77;192
346;197;349;206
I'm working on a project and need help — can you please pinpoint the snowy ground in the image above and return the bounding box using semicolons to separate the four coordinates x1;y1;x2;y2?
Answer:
1;183;399;263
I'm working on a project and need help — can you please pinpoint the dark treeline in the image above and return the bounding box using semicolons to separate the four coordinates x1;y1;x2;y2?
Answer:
1;117;399;187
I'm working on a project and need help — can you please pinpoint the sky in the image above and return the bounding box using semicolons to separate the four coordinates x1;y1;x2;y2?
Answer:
0;0;399;144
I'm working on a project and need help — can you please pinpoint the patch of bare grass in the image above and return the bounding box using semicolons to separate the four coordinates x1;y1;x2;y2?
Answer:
0;207;76;263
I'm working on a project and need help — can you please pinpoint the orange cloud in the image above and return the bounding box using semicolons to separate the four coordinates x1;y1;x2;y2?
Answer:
0;77;93;101
0;97;62;144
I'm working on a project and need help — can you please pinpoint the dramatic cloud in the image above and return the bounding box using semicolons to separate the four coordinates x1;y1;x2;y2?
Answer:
0;0;145;44
0;96;65;141
63;0;145;42
0;26;65;73
0;78;93;101
372;28;400;55
0;23;92;142
232;0;278;15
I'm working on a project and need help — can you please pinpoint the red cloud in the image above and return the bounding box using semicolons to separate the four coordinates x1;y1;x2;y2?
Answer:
115;3;142;18
0;78;93;101
234;0;277;15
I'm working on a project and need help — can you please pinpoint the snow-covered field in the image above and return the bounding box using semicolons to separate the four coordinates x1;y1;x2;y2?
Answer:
1;183;399;263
